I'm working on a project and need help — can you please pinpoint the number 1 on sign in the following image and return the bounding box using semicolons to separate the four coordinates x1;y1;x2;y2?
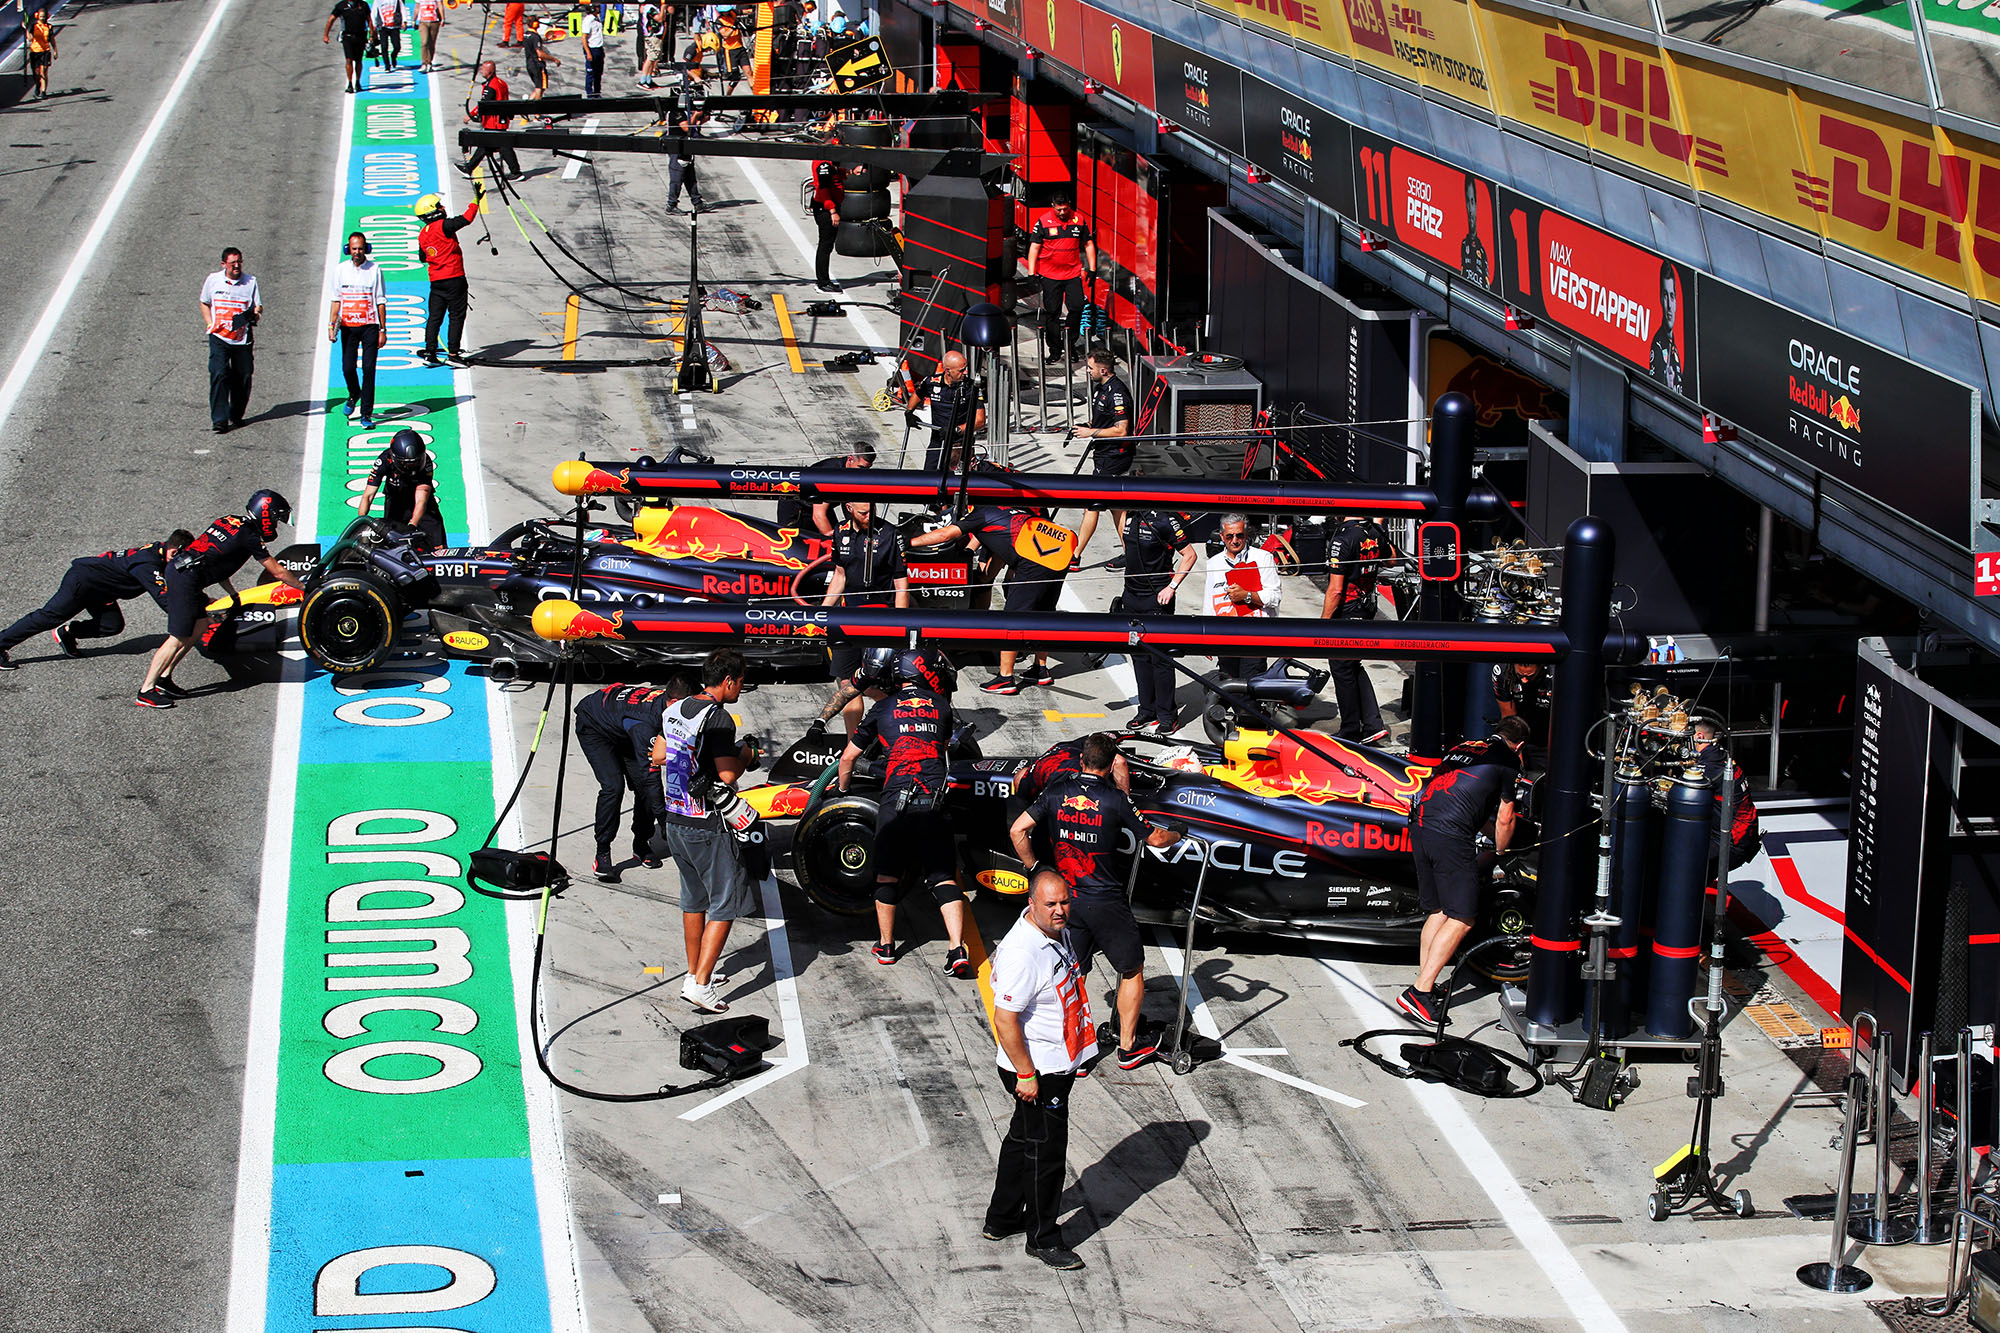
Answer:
1977;551;2000;598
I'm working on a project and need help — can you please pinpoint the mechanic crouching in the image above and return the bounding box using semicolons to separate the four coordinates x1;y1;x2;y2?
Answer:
575;678;693;884
1397;714;1530;1027
836;647;978;979
357;429;447;549
1009;732;1182;1069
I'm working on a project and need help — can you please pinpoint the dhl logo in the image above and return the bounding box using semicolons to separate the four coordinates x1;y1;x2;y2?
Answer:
1386;4;1435;39
1531;36;1726;178
626;505;810;569
1812;114;2000;281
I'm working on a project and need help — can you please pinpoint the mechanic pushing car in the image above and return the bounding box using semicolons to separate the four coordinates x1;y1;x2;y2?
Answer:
137;492;304;709
356;429;446;549
574;676;694;885
819;500;909;732
0;529;193;670
1009;732;1183;1069
1397;714;1531;1026
836;647;978;979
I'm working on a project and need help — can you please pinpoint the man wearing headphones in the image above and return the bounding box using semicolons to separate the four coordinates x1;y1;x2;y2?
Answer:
415;187;482;366
357;429;446;548
329;231;388;429
200;247;261;433
138;492;304;709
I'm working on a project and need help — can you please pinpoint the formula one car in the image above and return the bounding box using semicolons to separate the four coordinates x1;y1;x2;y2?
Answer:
200;503;983;674
744;724;1536;967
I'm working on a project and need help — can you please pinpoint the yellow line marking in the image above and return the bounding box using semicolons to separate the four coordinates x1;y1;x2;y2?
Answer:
772;293;805;374
642;965;664;975
561;293;580;360
965;915;999;1041
538;311;563;317
1042;710;1106;723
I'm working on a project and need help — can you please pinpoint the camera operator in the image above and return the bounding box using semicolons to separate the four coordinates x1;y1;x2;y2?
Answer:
1008;732;1181;1069
657;649;763;1014
837;647;977;978
1397;714;1530;1027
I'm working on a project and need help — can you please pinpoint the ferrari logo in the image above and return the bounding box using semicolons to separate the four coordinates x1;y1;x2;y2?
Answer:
1111;24;1123;81
1046;0;1056;40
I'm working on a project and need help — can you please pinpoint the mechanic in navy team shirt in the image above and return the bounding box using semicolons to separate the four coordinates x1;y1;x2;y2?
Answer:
837;647;977;979
0;529;193;670
1009;732;1182;1069
1012;736;1129;805
1069;350;1133;569
137;492;304;709
1491;660;1554;759
574;677;693;884
1397;714;1530;1027
908;495;1065;695
819;499;908;731
1119;502;1199;737
1319;513;1394;744
895;350;987;472
777;439;872;537
357;429;446;549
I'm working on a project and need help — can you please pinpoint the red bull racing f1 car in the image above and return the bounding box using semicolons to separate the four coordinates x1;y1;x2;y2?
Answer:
202;503;982;674
745;724;1536;964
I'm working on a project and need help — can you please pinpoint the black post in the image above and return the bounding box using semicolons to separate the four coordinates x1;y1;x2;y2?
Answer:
1411;392;1473;761
1526;515;1615;1028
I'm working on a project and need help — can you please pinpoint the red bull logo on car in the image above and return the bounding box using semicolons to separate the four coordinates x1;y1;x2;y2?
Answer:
1216;729;1429;811
628;505;810;569
531;600;627;641
551;460;635;495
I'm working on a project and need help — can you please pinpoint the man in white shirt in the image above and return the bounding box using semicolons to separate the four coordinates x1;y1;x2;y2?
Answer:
372;0;406;69
981;870;1097;1271
1202;511;1281;679
579;2;606;97
412;0;441;71
200;247;262;434
328;231;389;429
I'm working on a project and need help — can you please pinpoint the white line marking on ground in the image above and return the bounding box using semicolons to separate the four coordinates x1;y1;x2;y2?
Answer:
679;873;809;1121
561;118;599;179
1153;927;1366;1108
658;1192;681;1204
731;156;895;354
0;0;238;443
1317;957;1628;1330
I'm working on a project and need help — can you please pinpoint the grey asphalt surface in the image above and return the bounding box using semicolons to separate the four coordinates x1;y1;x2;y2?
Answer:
0;1;338;1327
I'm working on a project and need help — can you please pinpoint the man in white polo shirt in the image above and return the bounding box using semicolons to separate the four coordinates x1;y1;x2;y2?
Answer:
328;231;388;429
200;247;262;434
1202;510;1282;680
981;869;1097;1271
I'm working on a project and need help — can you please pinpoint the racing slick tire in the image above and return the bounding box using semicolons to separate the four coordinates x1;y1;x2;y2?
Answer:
299;572;403;674
792;792;881;917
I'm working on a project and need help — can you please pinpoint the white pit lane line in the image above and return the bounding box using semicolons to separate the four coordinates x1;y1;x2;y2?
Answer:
676;871;809;1122
1318;956;1628;1331
561;118;600;179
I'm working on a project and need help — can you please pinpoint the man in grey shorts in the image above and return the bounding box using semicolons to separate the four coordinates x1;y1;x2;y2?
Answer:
655;649;761;1013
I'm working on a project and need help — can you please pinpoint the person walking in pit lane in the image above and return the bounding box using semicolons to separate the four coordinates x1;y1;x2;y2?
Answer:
0;530;194;670
1203;512;1281;680
1397;715;1529;1026
324;0;375;93
1009;732;1182;1068
657;650;762;1014
372;0;406;69
415;186;482;366
137;493;305;709
837;648;978;977
413;0;442;71
329;231;387;429
460;61;522;181
1119;499;1199;736
981;869;1097;1271
578;1;607;97
200;248;262;434
24;8;57;100
574;678;693;883
522;16;562;106
356;429;447;548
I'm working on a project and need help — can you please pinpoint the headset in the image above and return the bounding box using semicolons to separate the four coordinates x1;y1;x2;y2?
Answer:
344;231;373;259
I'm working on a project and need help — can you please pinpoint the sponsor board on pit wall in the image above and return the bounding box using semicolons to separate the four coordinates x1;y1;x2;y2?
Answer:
1351;128;1499;294
1498;189;1696;399
1151;36;1245;155
1693;276;1978;549
1241;74;1356;215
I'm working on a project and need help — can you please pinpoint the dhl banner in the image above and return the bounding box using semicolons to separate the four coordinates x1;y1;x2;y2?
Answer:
1352;128;1500;293
1202;0;1353;62
1339;0;1493;110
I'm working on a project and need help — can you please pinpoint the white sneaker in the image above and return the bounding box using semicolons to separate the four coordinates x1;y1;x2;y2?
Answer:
681;978;729;1013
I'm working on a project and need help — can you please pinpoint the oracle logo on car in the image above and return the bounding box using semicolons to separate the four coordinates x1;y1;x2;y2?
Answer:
1305;821;1411;851
701;572;794;597
906;562;968;585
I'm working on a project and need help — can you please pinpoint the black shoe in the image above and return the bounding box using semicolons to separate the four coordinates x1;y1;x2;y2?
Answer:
1025;665;1056;687
981;676;1021;696
134;687;175;709
446;350;470;365
634;843;663;869
154;676;194;700
0;650;16;671
871;941;896;965
1115;1032;1161;1069
1395;985;1446;1026
418;352;443;367
944;945;975;979
980;1220;1025;1242
815;280;841;293
1106;555;1125;570
53;625;80;657
212;421;230;434
1028;1244;1085;1270
594;854;621;884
